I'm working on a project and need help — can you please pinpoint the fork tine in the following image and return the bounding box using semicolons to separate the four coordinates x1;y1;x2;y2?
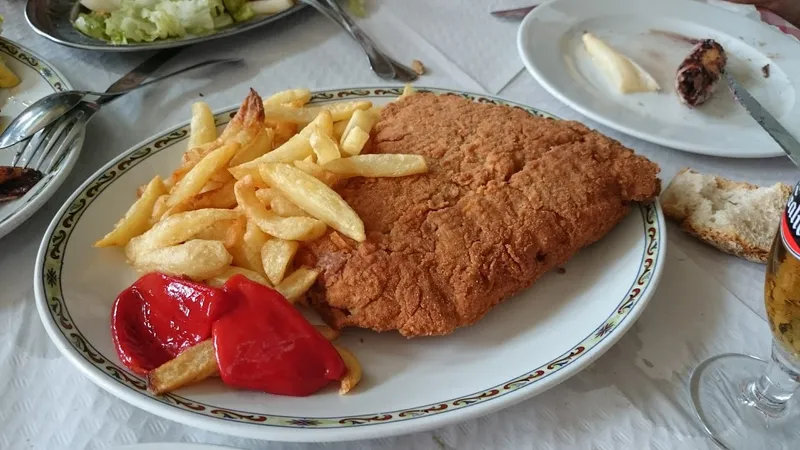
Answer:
29;116;75;170
42;120;82;174
10;129;45;167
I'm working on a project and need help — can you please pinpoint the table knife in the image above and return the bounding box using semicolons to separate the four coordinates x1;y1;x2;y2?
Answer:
105;48;182;93
490;5;536;19
725;71;800;168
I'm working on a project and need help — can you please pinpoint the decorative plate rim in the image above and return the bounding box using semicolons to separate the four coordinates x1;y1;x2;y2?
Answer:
0;36;85;238
34;86;665;442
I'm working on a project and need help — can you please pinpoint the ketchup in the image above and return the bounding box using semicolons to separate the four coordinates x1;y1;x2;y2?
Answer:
111;273;346;396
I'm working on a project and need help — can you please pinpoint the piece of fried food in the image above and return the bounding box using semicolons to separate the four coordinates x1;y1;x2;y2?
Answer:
298;93;661;337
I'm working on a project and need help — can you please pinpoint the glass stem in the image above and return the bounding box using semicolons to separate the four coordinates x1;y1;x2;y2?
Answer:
743;341;800;417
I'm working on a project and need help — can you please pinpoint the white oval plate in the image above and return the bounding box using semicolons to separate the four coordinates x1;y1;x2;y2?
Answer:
518;0;800;158
34;87;665;442
0;37;84;240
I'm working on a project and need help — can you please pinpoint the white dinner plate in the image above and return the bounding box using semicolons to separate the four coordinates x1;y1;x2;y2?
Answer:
518;0;800;158
0;37;84;240
34;87;666;442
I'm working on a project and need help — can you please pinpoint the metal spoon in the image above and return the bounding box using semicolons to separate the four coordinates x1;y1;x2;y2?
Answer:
0;58;243;149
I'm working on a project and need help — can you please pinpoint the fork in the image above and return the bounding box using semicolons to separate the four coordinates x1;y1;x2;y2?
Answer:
299;0;418;82
10;105;86;174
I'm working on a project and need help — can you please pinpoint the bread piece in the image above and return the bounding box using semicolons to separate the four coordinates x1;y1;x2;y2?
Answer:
661;168;791;263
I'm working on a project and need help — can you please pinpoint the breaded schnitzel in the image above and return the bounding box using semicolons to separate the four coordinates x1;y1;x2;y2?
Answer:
298;93;660;337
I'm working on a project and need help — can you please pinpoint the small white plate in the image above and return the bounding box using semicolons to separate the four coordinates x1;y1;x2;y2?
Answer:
35;87;665;442
518;0;800;158
0;37;84;240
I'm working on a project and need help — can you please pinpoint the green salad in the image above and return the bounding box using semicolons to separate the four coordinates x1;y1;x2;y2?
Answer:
74;0;293;44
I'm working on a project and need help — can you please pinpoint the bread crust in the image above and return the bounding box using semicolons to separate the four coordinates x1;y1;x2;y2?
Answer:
661;168;791;264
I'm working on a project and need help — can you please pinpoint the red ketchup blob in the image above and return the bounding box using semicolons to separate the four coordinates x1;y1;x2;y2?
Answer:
111;273;233;375
213;275;346;396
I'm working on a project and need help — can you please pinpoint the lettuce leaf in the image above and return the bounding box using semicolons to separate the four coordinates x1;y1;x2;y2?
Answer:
347;0;366;18
74;0;229;44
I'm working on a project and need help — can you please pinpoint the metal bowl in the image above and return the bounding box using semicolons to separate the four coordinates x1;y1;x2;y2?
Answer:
25;0;307;52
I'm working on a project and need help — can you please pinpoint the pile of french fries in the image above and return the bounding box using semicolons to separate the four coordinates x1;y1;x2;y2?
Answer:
96;86;425;396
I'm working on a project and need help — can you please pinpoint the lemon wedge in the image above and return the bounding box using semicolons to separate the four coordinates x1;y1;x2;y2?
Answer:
582;33;659;94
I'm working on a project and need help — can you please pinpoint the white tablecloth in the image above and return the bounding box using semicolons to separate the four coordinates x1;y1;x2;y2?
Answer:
1;1;797;448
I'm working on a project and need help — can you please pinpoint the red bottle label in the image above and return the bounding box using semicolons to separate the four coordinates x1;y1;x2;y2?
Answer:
781;182;800;259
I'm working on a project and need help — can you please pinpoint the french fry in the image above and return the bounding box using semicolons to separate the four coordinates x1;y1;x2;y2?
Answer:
172;141;224;187
264;101;371;126
205;266;271;288
192;215;244;249
193;218;234;241
270;121;298;147
332;120;348;142
340;127;370;156
323;154;428;178
339;109;378;147
224;215;247;249
311;101;372;122
314;324;341;341
398;84;415;100
164;181;236;218
293;159;339;186
228;134;313;181
260;163;365;242
255;188;275;206
133;239;233;280
275;266;319;302
271;194;310;218
125;209;241;261
262;104;315;124
261;238;299;285
95;176;168;247
208;168;235;186
310;129;341;165
303;110;334;139
234;177;327;241
230;219;268;275
188;102;217;149
220;89;266;145
334;344;362;395
150;194;170;225
228;128;274;168
263;88;312;107
147;340;218;395
168;143;240;208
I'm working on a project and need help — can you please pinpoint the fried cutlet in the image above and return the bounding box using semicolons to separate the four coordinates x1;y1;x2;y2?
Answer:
298;93;661;337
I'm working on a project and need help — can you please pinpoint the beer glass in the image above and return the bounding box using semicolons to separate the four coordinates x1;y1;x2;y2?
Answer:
690;195;800;449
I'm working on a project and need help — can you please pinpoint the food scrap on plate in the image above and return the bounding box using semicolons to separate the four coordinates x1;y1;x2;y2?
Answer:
675;40;727;107
582;32;660;94
0;167;43;202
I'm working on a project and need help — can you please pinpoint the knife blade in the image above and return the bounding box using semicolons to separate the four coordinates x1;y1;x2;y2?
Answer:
104;48;182;94
490;5;536;19
725;71;800;167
